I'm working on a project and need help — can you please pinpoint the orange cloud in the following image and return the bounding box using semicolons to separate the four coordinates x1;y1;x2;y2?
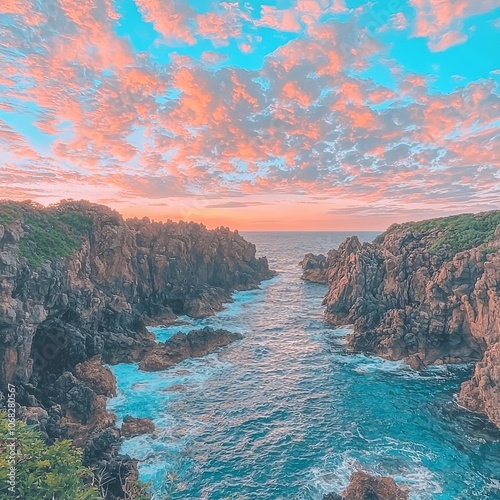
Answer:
410;0;498;51
134;0;196;44
196;3;242;46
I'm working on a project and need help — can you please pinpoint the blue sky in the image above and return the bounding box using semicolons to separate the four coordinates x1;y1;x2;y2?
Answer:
0;0;499;229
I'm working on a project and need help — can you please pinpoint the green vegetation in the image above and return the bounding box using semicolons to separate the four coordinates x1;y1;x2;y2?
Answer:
0;201;28;225
0;201;92;267
0;413;100;500
382;212;500;256
412;212;500;255
0;413;152;499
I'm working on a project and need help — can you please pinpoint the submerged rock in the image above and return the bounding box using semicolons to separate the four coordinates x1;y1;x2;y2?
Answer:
139;327;243;371
323;471;408;500
311;211;500;428
121;416;155;438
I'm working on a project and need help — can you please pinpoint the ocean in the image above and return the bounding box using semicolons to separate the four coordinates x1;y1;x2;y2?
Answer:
107;232;500;499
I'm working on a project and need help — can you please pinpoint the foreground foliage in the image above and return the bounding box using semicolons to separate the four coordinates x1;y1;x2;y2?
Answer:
0;413;100;499
0;413;153;499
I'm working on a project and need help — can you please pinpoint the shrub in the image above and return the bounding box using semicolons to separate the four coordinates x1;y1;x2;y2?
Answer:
381;212;500;257
0;412;100;499
412;212;500;255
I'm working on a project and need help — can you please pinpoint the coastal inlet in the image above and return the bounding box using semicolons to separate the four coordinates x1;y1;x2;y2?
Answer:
108;232;500;500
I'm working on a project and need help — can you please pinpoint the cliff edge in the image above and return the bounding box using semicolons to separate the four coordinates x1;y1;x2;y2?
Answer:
303;212;500;429
0;199;273;498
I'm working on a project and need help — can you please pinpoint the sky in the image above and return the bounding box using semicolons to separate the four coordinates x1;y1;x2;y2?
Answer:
0;0;499;230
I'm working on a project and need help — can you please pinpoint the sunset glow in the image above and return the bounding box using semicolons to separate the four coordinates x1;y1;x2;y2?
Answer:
0;0;499;230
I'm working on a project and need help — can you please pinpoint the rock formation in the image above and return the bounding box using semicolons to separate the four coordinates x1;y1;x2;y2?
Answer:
121;416;155;438
305;212;500;429
0;200;273;498
140;327;243;371
300;253;330;283
323;471;408;500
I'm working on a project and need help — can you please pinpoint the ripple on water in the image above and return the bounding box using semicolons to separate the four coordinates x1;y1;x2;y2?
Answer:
108;232;500;500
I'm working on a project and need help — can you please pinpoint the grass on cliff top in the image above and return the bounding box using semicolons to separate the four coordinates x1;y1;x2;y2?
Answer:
383;211;500;256
0;201;92;267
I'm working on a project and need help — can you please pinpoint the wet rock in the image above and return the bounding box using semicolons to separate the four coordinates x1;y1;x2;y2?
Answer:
342;471;408;499
139;327;243;371
312;213;500;428
82;427;141;500
121;416;155;438
323;471;408;500
323;493;342;500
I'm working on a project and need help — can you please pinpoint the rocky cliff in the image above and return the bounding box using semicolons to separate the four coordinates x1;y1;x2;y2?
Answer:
300;251;337;283
303;212;500;429
0;199;273;498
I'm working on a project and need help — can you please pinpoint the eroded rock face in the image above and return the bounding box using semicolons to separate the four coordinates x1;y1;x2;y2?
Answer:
0;200;273;496
300;250;339;283
121;416;155;438
310;213;500;428
0;201;273;391
139;327;243;371
323;471;408;500
75;357;117;397
459;342;500;427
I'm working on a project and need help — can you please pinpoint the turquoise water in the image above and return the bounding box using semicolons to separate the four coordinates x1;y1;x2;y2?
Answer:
108;232;500;499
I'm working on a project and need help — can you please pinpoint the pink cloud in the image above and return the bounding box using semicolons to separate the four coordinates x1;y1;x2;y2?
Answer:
410;0;498;51
196;3;243;46
134;0;196;45
255;6;302;32
0;0;44;25
0;0;498;222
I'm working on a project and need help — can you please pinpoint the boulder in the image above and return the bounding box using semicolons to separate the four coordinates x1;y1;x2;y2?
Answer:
139;327;243;371
75;357;117;397
323;471;408;500
121;416;155;438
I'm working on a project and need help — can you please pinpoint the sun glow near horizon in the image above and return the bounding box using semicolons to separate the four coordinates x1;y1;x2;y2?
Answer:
0;0;499;229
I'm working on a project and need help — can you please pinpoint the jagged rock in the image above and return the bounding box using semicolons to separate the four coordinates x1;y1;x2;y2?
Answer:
139;327;243;371
82;427;141;500
301;253;329;283
310;212;500;428
121;416;155;438
0;200;273;390
323;471;408;500
300;250;339;283
0;200;273;497
75;357;117;397
459;342;500;427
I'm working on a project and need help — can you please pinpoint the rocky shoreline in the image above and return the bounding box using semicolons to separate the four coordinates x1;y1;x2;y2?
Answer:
302;212;500;429
0;200;274;498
